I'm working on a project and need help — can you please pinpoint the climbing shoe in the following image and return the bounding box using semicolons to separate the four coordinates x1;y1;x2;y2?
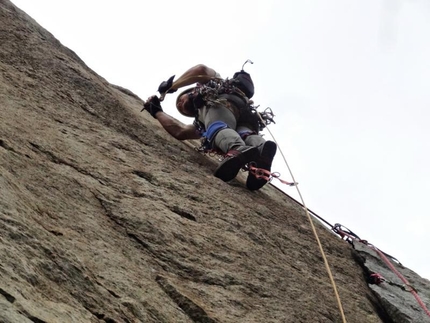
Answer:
214;146;260;182
246;141;277;191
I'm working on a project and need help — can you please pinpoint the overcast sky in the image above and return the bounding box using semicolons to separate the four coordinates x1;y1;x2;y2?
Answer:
11;0;430;280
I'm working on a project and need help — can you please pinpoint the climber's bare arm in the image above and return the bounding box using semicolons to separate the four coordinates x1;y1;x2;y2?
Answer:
171;64;219;91
154;111;201;140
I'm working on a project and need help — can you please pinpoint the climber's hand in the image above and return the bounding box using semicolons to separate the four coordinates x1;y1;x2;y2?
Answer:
142;95;163;118
157;75;177;95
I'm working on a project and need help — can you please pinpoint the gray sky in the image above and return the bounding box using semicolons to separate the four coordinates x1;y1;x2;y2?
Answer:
11;0;430;280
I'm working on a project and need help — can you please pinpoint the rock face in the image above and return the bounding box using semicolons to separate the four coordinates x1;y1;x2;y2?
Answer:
1;1;429;322
353;242;430;323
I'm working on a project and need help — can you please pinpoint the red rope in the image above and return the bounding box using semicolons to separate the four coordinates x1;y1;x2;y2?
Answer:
334;229;430;318
371;245;430;317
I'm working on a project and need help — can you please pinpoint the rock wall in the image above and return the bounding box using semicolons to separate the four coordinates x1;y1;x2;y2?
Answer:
1;1;429;322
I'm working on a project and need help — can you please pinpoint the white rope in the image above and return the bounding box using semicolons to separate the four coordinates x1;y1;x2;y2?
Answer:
262;120;347;323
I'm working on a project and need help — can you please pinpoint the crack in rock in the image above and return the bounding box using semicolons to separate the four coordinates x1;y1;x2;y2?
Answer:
156;275;219;323
0;287;15;303
83;307;118;323
29;141;107;185
169;205;197;222
132;170;157;185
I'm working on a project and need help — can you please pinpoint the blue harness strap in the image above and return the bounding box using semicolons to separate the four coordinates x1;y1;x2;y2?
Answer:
238;130;256;140
203;121;228;141
200;121;228;152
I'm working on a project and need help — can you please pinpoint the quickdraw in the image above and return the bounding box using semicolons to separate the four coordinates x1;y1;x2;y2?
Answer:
369;273;417;292
247;164;298;187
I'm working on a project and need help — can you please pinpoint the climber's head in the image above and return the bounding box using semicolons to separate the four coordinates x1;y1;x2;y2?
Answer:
175;88;196;117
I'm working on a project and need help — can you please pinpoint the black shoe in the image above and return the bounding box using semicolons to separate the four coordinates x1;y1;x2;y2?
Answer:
246;141;277;190
214;146;260;182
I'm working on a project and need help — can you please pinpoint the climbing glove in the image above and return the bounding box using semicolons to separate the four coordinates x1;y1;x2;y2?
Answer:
157;75;177;95
142;96;163;118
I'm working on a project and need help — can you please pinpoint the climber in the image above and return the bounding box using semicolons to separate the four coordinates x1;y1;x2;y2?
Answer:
143;63;277;191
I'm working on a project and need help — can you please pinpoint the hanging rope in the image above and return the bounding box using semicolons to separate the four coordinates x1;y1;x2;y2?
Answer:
259;115;347;323
254;107;429;319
